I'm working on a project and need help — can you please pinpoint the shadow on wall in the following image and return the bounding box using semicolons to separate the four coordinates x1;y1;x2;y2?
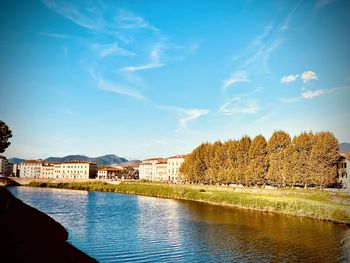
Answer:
0;186;98;263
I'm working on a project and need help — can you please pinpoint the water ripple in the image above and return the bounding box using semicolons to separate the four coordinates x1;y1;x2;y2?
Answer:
8;186;350;263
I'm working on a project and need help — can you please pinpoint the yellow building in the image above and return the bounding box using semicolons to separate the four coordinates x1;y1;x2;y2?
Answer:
139;158;165;180
19;160;42;178
166;155;186;181
41;163;56;178
53;161;97;179
138;155;186;182
155;161;168;181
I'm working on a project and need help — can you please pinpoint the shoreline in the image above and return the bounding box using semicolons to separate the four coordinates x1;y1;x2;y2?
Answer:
22;180;350;225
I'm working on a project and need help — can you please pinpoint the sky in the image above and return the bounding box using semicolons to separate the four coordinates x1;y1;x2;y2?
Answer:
0;0;350;160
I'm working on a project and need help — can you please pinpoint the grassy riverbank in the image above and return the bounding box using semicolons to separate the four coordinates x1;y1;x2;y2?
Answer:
28;181;350;224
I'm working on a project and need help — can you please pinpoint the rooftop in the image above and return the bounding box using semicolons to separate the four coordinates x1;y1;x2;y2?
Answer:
166;154;187;160
23;160;42;164
143;157;165;162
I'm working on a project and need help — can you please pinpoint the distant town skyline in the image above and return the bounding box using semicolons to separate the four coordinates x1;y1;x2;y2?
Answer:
1;0;350;160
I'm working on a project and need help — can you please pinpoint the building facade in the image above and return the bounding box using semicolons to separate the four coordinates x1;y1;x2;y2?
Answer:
53;162;97;179
97;167;123;179
167;155;186;181
139;158;165;180
155;162;168;181
338;156;350;189
41;163;55;178
0;156;9;176
18;160;97;179
138;155;186;182
19;160;43;178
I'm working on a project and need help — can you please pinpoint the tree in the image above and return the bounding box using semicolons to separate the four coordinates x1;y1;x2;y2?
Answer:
292;132;313;187
266;131;291;186
309;132;339;188
246;135;269;186
225;140;238;184
236;136;251;185
0;120;12;153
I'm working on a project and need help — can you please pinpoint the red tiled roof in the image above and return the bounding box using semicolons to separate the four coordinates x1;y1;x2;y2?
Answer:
24;160;42;164
166;154;187;159
143;157;164;161
98;167;123;171
62;161;96;164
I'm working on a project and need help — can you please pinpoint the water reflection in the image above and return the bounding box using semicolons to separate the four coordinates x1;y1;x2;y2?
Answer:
8;187;350;263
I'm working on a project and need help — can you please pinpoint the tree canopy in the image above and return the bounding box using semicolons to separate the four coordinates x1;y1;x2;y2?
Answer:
180;131;340;188
0;120;12;153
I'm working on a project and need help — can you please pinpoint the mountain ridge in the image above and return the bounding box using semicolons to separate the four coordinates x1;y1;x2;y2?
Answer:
9;154;128;166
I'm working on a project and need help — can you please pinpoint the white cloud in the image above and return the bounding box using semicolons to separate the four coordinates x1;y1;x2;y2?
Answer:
281;74;299;84
316;0;336;9
116;10;159;32
301;87;342;99
301;89;324;99
90;71;145;100
122;44;164;72
219;97;260;116
222;71;249;90
39;32;77;39
41;0;104;31
92;43;135;57
157;105;209;128
178;109;209;128
301;71;318;83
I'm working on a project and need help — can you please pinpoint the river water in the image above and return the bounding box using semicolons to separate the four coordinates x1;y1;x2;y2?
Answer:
8;186;350;263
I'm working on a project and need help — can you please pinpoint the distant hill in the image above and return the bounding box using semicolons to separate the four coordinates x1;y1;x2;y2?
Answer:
340;143;350;153
118;160;142;167
9;154;128;166
44;154;128;166
8;158;25;164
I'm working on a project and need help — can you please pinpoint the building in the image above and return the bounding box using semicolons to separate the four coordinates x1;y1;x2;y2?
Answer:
12;163;20;177
0;156;9;176
338;155;350;189
139;158;165;180
20;160;42;178
166;155;186;181
53;161;97;179
7;163;13;177
97;167;123;179
155;161;168;181
138;155;186;182
41;163;56;178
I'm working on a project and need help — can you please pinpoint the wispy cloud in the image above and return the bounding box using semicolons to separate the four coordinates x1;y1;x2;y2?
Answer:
90;70;145;100
301;70;318;83
39;32;78;39
301;87;341;99
157;105;209;128
41;0;105;31
315;0;336;9
116;9;159;32
219;88;262;116
122;44;164;72
222;70;249;90
178;108;210;128
92;42;135;57
281;74;299;84
219;98;260;115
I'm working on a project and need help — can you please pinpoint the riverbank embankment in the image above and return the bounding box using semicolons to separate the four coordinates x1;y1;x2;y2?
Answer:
27;180;350;225
0;186;97;263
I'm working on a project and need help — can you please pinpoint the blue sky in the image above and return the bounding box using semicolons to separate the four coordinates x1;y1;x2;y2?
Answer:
1;0;349;160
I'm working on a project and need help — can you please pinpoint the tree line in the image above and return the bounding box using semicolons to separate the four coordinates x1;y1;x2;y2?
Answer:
180;131;340;188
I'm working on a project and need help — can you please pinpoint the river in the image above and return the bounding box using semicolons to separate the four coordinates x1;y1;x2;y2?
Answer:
8;186;350;262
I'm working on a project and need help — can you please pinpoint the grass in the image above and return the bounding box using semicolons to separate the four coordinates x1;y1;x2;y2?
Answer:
28;181;350;224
